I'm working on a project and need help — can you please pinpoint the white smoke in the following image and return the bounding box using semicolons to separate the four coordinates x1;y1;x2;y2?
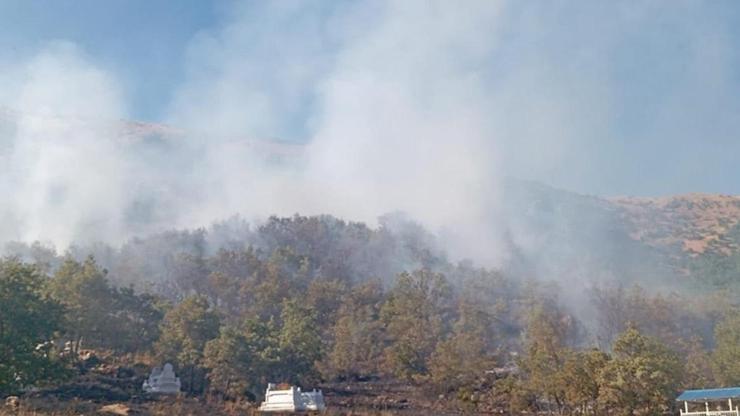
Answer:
0;1;737;269
0;42;130;245
303;1;505;262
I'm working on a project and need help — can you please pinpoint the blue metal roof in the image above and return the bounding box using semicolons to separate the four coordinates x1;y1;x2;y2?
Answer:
677;388;740;401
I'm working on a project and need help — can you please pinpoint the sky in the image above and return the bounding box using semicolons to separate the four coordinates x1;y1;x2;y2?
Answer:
1;0;740;248
0;0;220;121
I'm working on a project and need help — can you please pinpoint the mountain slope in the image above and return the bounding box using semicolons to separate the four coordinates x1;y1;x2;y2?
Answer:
1;110;738;287
612;194;740;256
501;180;740;288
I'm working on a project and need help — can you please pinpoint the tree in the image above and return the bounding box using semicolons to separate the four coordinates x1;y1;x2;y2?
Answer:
305;278;347;338
48;256;164;353
204;318;283;401
561;349;609;414
517;303;576;413
428;331;490;394
203;326;251;399
380;269;451;380
155;295;220;393
242;248;305;320
683;336;715;389
590;285;696;353
321;280;384;380
495;374;538;414
711;311;740;385
598;326;682;416
112;287;164;353
170;252;209;298
428;300;497;393
0;259;66;394
242;318;281;397
47;256;115;353
277;298;322;384
206;247;263;319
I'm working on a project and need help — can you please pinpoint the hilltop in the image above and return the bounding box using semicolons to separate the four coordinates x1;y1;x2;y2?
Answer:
1;110;738;288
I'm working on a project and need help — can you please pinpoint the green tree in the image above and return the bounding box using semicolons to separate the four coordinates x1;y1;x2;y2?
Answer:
380;269;451;380
242;248;306;320
206;247;262;317
495;375;538;414
278;298;322;383
204;318;284;400
711;311;740;385
47;256;162;354
598;326;682;416
47;256;115;353
428;300;497;393
155;295;220;393
561;349;609;415
517;303;575;413
0;259;66;393
321;280;384;380
242;318;281;397
683;336;715;389
203;326;251;398
305;278;347;338
111;287;164;353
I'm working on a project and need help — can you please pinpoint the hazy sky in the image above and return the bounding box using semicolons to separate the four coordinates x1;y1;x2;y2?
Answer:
1;0;739;198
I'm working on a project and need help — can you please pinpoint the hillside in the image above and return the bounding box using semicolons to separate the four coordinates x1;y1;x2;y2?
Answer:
612;194;740;257
2;109;738;287
611;194;740;287
1;112;739;414
499;180;740;288
498;179;662;286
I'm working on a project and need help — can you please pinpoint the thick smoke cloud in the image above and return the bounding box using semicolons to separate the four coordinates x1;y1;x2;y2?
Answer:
0;1;737;269
0;42;129;245
166;0;507;264
304;1;504;262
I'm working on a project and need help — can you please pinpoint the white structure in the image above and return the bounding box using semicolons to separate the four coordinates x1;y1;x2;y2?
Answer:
142;363;181;394
678;388;740;416
258;383;326;413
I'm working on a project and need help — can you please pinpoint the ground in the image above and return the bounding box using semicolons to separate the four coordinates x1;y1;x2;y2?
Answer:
0;352;505;415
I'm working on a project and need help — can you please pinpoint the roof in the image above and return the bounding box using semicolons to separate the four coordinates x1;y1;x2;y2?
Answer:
677;388;740;402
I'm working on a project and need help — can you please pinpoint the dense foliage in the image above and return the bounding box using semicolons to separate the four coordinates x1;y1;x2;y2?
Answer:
1;214;738;414
0;260;66;394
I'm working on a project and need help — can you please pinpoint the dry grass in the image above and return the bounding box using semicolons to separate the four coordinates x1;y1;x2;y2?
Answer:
612;194;740;255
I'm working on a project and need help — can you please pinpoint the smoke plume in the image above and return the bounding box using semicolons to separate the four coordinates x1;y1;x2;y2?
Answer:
0;1;737;273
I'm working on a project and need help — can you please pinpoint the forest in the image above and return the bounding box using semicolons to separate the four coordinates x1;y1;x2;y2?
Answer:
1;214;739;415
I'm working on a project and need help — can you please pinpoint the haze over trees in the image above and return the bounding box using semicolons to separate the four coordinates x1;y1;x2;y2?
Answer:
0;213;738;414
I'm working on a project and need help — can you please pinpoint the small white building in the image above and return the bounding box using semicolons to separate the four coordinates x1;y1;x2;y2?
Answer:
258;383;326;413
142;363;181;394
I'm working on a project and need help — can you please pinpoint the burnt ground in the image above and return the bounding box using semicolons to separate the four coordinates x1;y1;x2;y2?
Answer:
318;363;511;414
2;380;509;416
0;353;508;415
